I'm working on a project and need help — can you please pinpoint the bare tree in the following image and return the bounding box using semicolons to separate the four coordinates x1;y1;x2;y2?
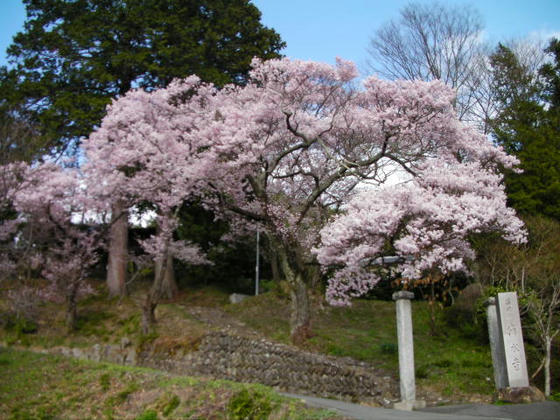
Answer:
527;280;560;397
366;1;486;125
473;216;560;395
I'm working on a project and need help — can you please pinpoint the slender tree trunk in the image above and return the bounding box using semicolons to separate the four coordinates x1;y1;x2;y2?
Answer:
545;336;552;397
429;282;437;336
141;247;169;335
155;254;177;300
141;292;158;335
65;284;78;331
262;237;281;284
65;302;77;331
107;200;128;297
270;252;281;284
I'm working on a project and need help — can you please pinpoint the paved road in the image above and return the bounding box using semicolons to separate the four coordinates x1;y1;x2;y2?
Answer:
282;393;560;420
419;401;560;420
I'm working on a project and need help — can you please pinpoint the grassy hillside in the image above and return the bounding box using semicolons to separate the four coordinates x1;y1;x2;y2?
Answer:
225;292;497;401
0;347;339;419
1;283;557;405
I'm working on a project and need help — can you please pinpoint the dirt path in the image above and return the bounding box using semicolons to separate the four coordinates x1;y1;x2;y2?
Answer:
180;304;263;338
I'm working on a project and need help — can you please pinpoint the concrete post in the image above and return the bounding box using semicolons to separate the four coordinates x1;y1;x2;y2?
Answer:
486;297;508;389
392;291;425;411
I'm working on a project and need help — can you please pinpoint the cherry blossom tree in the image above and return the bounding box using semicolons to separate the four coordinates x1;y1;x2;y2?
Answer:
11;162;102;330
196;59;522;341
315;160;526;306
82;78;211;333
84;57;524;343
0;161;28;282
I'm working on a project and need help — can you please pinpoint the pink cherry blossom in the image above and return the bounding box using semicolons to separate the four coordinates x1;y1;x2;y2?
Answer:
84;57;524;319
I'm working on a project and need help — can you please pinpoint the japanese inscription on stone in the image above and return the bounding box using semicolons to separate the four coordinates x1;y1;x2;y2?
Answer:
496;292;529;388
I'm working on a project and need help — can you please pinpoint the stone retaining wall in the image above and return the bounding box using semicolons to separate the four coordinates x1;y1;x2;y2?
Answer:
37;331;398;406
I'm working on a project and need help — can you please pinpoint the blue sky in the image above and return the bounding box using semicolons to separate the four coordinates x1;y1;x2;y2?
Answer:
1;0;559;70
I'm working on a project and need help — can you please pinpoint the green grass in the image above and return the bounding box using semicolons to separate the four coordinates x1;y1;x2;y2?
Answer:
0;347;339;419
227;294;497;398
0;287;211;352
2;284;555;404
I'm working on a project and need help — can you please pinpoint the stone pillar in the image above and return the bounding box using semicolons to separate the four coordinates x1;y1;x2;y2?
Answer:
392;291;425;411
496;292;529;388
486;297;508;389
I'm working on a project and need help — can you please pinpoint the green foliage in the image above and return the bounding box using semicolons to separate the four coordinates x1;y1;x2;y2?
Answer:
490;40;560;220
112;382;140;404
74;310;114;337
0;348;329;419
137;332;159;350
1;0;285;154
540;39;560;108
0;106;47;164
117;313;141;336
416;365;429;379
493;399;514;405
162;394;180;417
99;373;111;392
549;392;560;402
135;410;158;420
379;342;397;354
3;315;38;335
227;388;274;420
148;392;181;417
433;359;454;368
229;295;499;395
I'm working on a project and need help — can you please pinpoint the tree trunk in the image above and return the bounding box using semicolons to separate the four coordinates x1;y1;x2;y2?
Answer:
264;238;282;284
141;292;157;335
155;254;177;300
273;237;312;344
289;272;312;344
107;200;128;297
65;286;78;332
65;303;77;331
270;252;281;284
306;263;321;292
429;282;438;336
545;336;552;397
141;247;169;335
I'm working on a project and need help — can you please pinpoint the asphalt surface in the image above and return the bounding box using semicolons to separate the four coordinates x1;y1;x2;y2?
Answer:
419;401;560;420
282;393;560;420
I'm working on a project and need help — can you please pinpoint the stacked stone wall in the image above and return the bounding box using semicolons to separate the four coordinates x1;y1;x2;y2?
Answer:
24;331;398;406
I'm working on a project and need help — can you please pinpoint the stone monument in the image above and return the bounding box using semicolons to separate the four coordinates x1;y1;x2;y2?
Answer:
486;297;508;389
495;291;529;388
392;291;425;411
486;292;545;402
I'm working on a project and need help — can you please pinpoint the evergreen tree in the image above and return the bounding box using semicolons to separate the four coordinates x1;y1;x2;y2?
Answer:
490;40;560;220
0;0;285;154
540;39;560;109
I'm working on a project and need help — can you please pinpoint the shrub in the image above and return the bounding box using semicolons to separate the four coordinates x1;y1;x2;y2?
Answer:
227;388;273;420
135;409;158;420
416;365;429;379
379;342;397;354
4;286;42;332
445;283;486;340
